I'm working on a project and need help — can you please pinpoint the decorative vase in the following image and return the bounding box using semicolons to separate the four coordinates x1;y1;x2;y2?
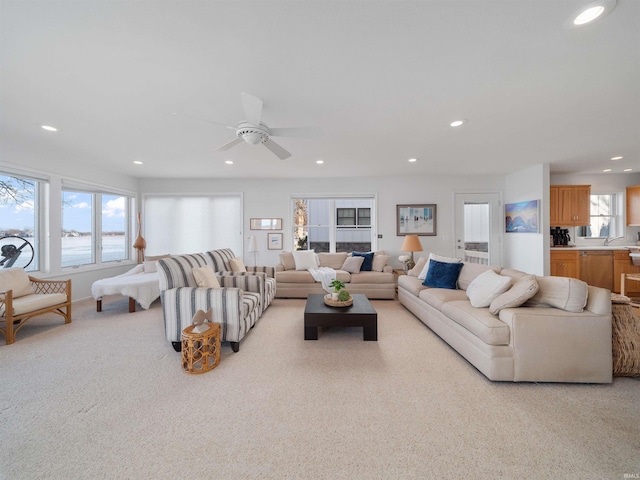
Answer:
331;292;339;300
132;212;146;264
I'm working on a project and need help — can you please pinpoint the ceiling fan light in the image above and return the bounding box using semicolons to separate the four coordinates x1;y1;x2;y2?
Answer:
242;132;264;145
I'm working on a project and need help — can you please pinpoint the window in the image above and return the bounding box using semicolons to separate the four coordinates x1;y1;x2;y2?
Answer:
62;189;131;268
337;208;355;226
0;173;40;271
102;194;128;263
337;207;371;228
293;197;375;252
358;208;371;226
62;191;94;267
577;193;622;238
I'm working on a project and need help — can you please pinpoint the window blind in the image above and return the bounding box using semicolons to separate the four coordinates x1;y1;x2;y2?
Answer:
143;194;242;256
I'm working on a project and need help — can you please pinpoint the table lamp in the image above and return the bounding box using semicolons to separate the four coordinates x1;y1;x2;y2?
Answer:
400;235;423;271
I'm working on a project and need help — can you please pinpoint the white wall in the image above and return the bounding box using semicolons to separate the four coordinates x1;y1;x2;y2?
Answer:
504;164;549;275
138;174;505;269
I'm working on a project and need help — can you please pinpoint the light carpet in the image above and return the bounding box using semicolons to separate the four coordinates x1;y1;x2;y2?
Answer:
1;296;639;480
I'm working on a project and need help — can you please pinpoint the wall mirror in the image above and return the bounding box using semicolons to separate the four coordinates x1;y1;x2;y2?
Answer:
250;218;282;230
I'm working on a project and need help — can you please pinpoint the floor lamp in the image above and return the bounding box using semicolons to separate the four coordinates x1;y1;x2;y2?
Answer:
248;235;258;266
400;235;423;271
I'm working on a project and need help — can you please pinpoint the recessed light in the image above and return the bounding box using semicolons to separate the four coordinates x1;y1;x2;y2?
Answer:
133;160;143;165
450;119;466;127
225;160;234;165
408;158;417;163
41;125;58;132
624;169;633;172
564;0;616;28
611;156;623;160
603;168;612;172
316;160;324;165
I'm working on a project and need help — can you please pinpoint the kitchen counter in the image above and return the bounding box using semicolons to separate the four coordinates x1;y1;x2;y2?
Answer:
551;246;640;251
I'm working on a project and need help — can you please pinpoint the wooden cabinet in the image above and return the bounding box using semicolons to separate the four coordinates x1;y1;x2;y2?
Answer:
549;186;559;226
550;185;590;226
550;250;580;279
613;250;640;295
626;185;640;226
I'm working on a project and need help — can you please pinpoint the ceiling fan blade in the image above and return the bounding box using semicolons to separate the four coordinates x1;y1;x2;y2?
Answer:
263;139;291;160
216;137;244;151
241;92;263;126
172;112;236;131
269;127;323;139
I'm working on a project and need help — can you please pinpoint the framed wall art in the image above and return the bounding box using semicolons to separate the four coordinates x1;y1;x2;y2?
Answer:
250;218;282;230
505;200;539;233
267;233;283;250
396;204;437;236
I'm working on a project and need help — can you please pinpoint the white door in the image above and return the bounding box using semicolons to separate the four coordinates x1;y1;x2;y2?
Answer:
454;193;502;265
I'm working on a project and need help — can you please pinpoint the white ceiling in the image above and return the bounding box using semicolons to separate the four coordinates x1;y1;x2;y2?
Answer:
1;0;639;180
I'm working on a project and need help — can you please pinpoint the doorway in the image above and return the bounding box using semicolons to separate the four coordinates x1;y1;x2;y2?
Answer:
454;193;502;266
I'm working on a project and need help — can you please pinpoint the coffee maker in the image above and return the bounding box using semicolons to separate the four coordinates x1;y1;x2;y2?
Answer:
551;227;570;246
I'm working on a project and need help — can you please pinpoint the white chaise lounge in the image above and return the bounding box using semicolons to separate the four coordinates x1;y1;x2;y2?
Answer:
91;263;161;312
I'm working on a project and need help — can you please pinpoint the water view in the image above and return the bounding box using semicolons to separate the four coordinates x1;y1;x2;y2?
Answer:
61;236;128;267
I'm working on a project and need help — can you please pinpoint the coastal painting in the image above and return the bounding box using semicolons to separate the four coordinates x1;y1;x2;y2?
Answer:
396;204;437;236
505;200;539;233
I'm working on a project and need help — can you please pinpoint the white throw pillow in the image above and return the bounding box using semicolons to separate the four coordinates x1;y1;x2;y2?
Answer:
525;276;588;312
192;265;220;289
489;274;539;315
408;257;428;277
293;250;318;271
0;268;34;298
341;256;365;273
466;270;513;308
229;257;247;273
143;260;157;273
418;253;461;280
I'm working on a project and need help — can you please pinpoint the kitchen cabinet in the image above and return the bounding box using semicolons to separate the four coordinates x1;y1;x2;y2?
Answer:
613;250;640;296
550;250;580;279
550;185;590;226
626;185;640;226
579;250;613;291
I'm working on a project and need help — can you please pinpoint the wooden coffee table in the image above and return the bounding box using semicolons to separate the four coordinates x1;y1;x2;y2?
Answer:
304;293;377;341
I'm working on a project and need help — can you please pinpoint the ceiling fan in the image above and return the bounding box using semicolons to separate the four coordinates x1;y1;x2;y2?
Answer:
175;92;322;160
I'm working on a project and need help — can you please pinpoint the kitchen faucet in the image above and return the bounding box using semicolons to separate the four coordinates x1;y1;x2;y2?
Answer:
604;235;624;246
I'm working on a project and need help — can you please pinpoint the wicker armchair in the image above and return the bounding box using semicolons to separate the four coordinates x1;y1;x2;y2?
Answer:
0;268;72;345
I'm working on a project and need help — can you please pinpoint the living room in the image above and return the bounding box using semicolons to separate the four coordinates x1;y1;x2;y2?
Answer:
1;1;639;478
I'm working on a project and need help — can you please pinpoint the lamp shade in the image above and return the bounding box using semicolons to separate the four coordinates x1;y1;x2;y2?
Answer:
248;235;258;252
401;235;423;253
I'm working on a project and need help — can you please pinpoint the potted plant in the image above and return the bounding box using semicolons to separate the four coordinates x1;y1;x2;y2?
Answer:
329;280;345;300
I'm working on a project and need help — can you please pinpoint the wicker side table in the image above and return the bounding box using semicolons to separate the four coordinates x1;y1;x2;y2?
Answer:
181;322;221;374
611;294;640;377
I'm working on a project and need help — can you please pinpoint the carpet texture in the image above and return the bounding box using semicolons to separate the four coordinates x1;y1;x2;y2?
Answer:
1;296;639;479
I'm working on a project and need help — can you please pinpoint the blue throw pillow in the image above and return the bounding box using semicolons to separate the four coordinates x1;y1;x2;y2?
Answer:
352;251;374;271
422;259;463;289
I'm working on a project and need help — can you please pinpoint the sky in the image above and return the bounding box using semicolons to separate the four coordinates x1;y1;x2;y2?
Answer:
1;175;126;233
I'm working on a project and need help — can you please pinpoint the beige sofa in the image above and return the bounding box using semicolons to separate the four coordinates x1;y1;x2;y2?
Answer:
398;257;613;383
275;251;396;299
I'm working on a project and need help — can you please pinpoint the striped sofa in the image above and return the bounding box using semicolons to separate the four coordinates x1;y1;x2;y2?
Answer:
157;249;274;353
206;248;276;308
